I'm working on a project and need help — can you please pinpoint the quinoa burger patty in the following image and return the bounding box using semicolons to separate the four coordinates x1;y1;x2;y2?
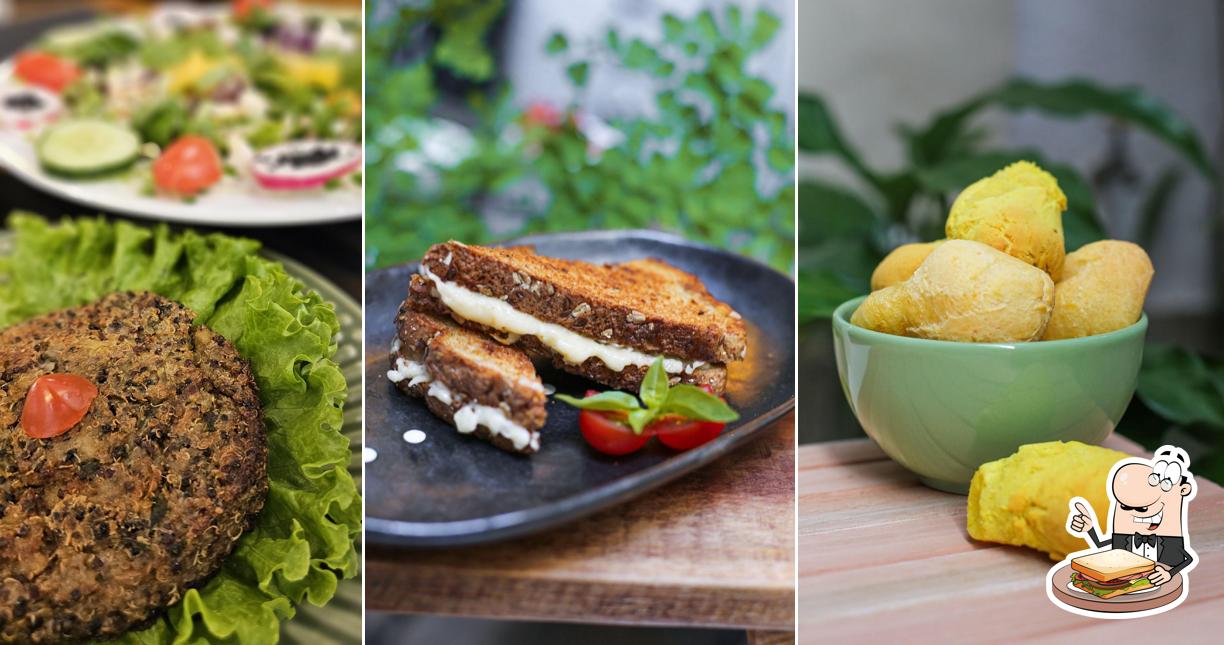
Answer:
0;292;266;643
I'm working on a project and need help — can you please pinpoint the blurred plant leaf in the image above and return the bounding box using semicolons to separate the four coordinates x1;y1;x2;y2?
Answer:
1191;450;1224;486
566;61;589;87
798;93;880;189
796;180;883;322
909;78;1218;180
1137;344;1224;429
429;0;504;81
1136;166;1184;248
748;9;781;49
546;33;568;54
797;180;879;242
798;272;863;321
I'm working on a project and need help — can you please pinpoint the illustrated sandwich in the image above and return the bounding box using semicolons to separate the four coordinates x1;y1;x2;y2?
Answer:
1070;549;1157;599
404;241;747;395
390;303;548;454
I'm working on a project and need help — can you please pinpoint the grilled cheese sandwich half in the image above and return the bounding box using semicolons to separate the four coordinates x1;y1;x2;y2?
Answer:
407;241;747;394
389;304;547;454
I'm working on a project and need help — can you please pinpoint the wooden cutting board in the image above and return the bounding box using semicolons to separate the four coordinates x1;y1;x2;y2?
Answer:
798;435;1224;641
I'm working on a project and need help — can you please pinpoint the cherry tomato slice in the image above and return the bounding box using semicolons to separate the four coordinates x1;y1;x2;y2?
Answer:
21;374;98;439
578;410;650;456
153;135;223;197
14;51;81;93
651;416;725;450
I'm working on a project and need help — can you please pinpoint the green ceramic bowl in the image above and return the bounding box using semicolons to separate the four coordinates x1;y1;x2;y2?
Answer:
831;296;1147;494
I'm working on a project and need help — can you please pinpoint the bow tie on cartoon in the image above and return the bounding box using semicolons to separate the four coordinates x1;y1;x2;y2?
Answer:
1134;534;1160;548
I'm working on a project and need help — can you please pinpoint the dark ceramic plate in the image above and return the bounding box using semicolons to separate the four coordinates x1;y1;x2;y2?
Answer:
364;230;795;546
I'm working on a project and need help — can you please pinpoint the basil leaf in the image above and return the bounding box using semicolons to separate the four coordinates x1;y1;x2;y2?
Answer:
627;408;657;435
660;385;740;423
639;357;669;409
554;391;642;412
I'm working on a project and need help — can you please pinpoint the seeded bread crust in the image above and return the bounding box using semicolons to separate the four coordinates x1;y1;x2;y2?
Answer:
393;303;546;454
406;278;728;394
418;242;748;363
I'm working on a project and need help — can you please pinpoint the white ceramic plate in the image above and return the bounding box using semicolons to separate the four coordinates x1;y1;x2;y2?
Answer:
0;63;360;227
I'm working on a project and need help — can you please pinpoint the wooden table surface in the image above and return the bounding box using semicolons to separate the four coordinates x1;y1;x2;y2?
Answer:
798;435;1224;641
367;412;796;634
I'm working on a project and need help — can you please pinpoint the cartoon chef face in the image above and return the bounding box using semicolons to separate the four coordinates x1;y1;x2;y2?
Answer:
1111;447;1193;537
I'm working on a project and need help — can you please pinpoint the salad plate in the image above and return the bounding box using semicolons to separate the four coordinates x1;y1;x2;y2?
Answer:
363;230;796;546
0;5;361;226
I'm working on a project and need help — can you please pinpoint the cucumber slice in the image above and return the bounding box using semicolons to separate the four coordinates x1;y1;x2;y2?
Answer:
38;119;141;177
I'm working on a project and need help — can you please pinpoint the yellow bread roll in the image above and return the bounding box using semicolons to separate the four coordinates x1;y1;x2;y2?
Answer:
870;241;943;290
1042;240;1154;340
946;161;1067;279
967;441;1127;560
851;239;1055;342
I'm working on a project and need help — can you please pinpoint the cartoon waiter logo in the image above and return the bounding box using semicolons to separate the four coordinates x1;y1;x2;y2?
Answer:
1046;445;1199;618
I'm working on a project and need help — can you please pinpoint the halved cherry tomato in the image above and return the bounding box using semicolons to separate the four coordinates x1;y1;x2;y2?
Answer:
21;374;98;439
153;135;223;197
14;51;81;93
576;391;651;456
651;416;725;450
233;0;274;20
578;409;650;456
653;384;726;450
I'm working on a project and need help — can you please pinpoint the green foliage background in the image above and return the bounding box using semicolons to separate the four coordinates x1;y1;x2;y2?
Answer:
365;0;794;272
797;78;1224;480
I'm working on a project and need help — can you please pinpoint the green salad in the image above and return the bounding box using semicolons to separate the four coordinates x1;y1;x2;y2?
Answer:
3;2;361;199
0;213;360;643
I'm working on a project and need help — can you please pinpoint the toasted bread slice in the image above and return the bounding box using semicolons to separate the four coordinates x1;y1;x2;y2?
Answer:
419;242;746;361
406;276;729;393
1071;549;1155;582
408;241;743;392
406;273;730;393
390;303;547;454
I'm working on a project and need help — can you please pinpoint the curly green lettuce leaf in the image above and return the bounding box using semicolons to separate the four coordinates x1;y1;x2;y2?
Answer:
0;213;360;644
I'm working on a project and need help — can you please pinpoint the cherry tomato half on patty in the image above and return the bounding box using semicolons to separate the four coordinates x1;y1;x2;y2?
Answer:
14;51;81;93
153;135;223;197
21;373;98;439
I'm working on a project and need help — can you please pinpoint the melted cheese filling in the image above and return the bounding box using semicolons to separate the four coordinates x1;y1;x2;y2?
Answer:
386;356;538;451
420;264;702;375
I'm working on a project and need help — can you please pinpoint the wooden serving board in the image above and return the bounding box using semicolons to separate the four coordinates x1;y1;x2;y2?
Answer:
798;435;1224;641
367;412;796;633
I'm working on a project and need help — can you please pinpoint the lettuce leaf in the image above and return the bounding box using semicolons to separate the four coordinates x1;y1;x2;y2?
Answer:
0;213;360;644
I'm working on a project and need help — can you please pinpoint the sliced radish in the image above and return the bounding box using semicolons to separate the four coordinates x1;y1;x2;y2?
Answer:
251;140;360;190
0;86;62;131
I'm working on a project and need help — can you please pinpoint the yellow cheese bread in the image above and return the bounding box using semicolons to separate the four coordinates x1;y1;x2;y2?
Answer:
852;240;1055;342
967;441;1126;560
870;241;943;291
946;161;1067;280
1042;240;1154;340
